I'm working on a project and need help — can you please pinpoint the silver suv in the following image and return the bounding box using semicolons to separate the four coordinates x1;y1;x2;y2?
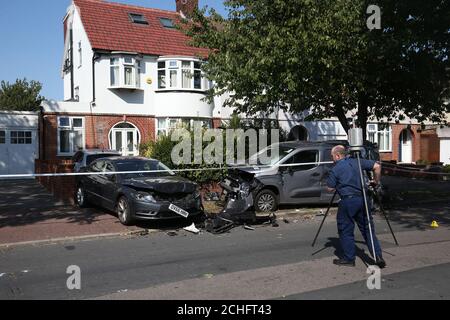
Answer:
227;140;379;212
72;149;121;172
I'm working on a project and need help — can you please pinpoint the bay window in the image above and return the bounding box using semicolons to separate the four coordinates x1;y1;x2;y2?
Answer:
156;118;213;137
158;61;166;89
110;56;141;89
58;117;85;155
157;59;210;91
367;123;392;152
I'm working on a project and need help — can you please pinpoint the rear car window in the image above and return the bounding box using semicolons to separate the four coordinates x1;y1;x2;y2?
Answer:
86;154;118;165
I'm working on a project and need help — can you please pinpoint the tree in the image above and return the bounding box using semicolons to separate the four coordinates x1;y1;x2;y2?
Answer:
0;78;45;111
183;0;450;137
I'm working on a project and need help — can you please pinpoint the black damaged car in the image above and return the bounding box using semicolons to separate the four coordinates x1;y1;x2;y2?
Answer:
75;157;203;225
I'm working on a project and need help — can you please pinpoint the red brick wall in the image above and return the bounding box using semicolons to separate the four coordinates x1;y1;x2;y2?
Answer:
379;124;422;163
212;117;222;129
419;130;440;163
40;113;156;160
35;159;76;205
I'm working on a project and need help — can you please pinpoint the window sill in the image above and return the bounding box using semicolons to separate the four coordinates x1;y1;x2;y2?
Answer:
109;86;143;91
155;89;207;94
379;150;393;153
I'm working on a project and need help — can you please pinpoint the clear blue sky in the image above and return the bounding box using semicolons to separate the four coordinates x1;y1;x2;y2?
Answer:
0;0;226;100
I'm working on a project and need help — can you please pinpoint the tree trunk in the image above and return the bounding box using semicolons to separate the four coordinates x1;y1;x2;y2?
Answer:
335;102;350;134
357;97;368;141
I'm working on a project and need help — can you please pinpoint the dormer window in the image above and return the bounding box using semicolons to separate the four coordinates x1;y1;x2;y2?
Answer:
160;18;175;28
129;13;148;25
110;56;142;90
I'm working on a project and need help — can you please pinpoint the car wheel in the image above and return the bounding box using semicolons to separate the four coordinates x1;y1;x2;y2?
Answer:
76;185;89;208
255;189;278;212
117;196;134;226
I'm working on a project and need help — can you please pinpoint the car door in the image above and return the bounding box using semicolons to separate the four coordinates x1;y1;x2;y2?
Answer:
85;160;105;203
319;147;337;203
98;160;118;211
279;149;322;204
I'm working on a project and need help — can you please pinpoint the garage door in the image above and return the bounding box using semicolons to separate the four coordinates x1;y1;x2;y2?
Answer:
0;129;38;177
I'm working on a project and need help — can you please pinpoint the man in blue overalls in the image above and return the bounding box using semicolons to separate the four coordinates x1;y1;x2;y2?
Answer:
327;145;386;268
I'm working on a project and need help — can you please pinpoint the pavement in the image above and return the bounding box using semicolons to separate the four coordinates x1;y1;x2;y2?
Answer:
0;180;140;246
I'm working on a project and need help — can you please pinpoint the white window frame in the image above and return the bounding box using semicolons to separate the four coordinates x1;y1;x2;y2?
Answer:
109;56;141;89
367;123;392;152
57;116;85;156
157;58;209;91
156;118;212;137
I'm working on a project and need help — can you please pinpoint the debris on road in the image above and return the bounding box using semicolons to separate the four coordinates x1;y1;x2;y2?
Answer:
243;225;255;231
184;223;200;234
167;231;178;237
316;209;325;217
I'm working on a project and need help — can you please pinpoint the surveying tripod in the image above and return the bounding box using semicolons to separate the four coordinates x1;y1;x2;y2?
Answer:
311;148;399;263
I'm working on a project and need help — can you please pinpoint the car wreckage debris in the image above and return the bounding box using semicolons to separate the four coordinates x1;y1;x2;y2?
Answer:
202;170;282;234
184;223;200;234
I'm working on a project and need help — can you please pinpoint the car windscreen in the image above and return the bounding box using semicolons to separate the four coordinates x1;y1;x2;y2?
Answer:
249;146;296;166
115;160;175;179
86;154;119;166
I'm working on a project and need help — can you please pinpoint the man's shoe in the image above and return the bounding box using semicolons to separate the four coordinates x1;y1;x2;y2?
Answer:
333;259;355;267
375;256;386;269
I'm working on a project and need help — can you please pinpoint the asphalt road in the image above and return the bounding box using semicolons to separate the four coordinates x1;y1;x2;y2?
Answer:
1;213;449;300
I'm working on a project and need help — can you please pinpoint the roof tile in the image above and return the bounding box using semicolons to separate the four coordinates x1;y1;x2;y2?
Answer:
73;0;208;57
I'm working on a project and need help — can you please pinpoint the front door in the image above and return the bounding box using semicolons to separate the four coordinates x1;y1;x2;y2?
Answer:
112;129;139;156
400;129;412;163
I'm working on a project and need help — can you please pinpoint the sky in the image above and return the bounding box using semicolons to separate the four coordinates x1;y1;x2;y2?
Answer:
0;0;227;100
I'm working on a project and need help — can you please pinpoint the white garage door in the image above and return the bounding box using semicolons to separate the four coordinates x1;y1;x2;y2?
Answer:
0;129;38;177
440;138;450;165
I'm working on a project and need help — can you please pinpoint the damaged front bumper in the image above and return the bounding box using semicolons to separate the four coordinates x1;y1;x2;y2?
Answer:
133;195;203;220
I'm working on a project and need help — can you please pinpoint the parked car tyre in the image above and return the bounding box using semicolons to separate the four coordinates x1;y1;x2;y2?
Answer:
117;196;134;226
255;189;278;212
76;185;89;208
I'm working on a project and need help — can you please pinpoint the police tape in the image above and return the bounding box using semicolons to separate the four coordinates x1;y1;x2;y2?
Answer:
0;161;335;179
1;160;448;179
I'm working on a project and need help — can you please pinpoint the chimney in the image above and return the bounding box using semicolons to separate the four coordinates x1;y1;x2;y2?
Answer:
176;0;198;18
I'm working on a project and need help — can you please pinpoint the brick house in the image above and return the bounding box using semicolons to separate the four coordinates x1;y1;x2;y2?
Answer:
39;0;442;165
40;0;221;161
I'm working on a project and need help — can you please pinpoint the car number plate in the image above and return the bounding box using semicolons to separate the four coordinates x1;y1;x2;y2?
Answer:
169;204;189;218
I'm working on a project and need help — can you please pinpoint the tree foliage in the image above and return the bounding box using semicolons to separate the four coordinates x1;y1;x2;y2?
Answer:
183;0;450;136
0;78;45;111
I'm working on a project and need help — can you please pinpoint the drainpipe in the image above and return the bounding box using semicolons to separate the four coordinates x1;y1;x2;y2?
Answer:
70;29;75;100
90;50;101;148
39;106;45;161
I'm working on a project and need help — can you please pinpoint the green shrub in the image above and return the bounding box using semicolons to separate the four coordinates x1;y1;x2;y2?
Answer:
443;165;450;174
140;130;226;184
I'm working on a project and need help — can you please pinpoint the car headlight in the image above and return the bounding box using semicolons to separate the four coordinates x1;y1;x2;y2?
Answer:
134;192;156;203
